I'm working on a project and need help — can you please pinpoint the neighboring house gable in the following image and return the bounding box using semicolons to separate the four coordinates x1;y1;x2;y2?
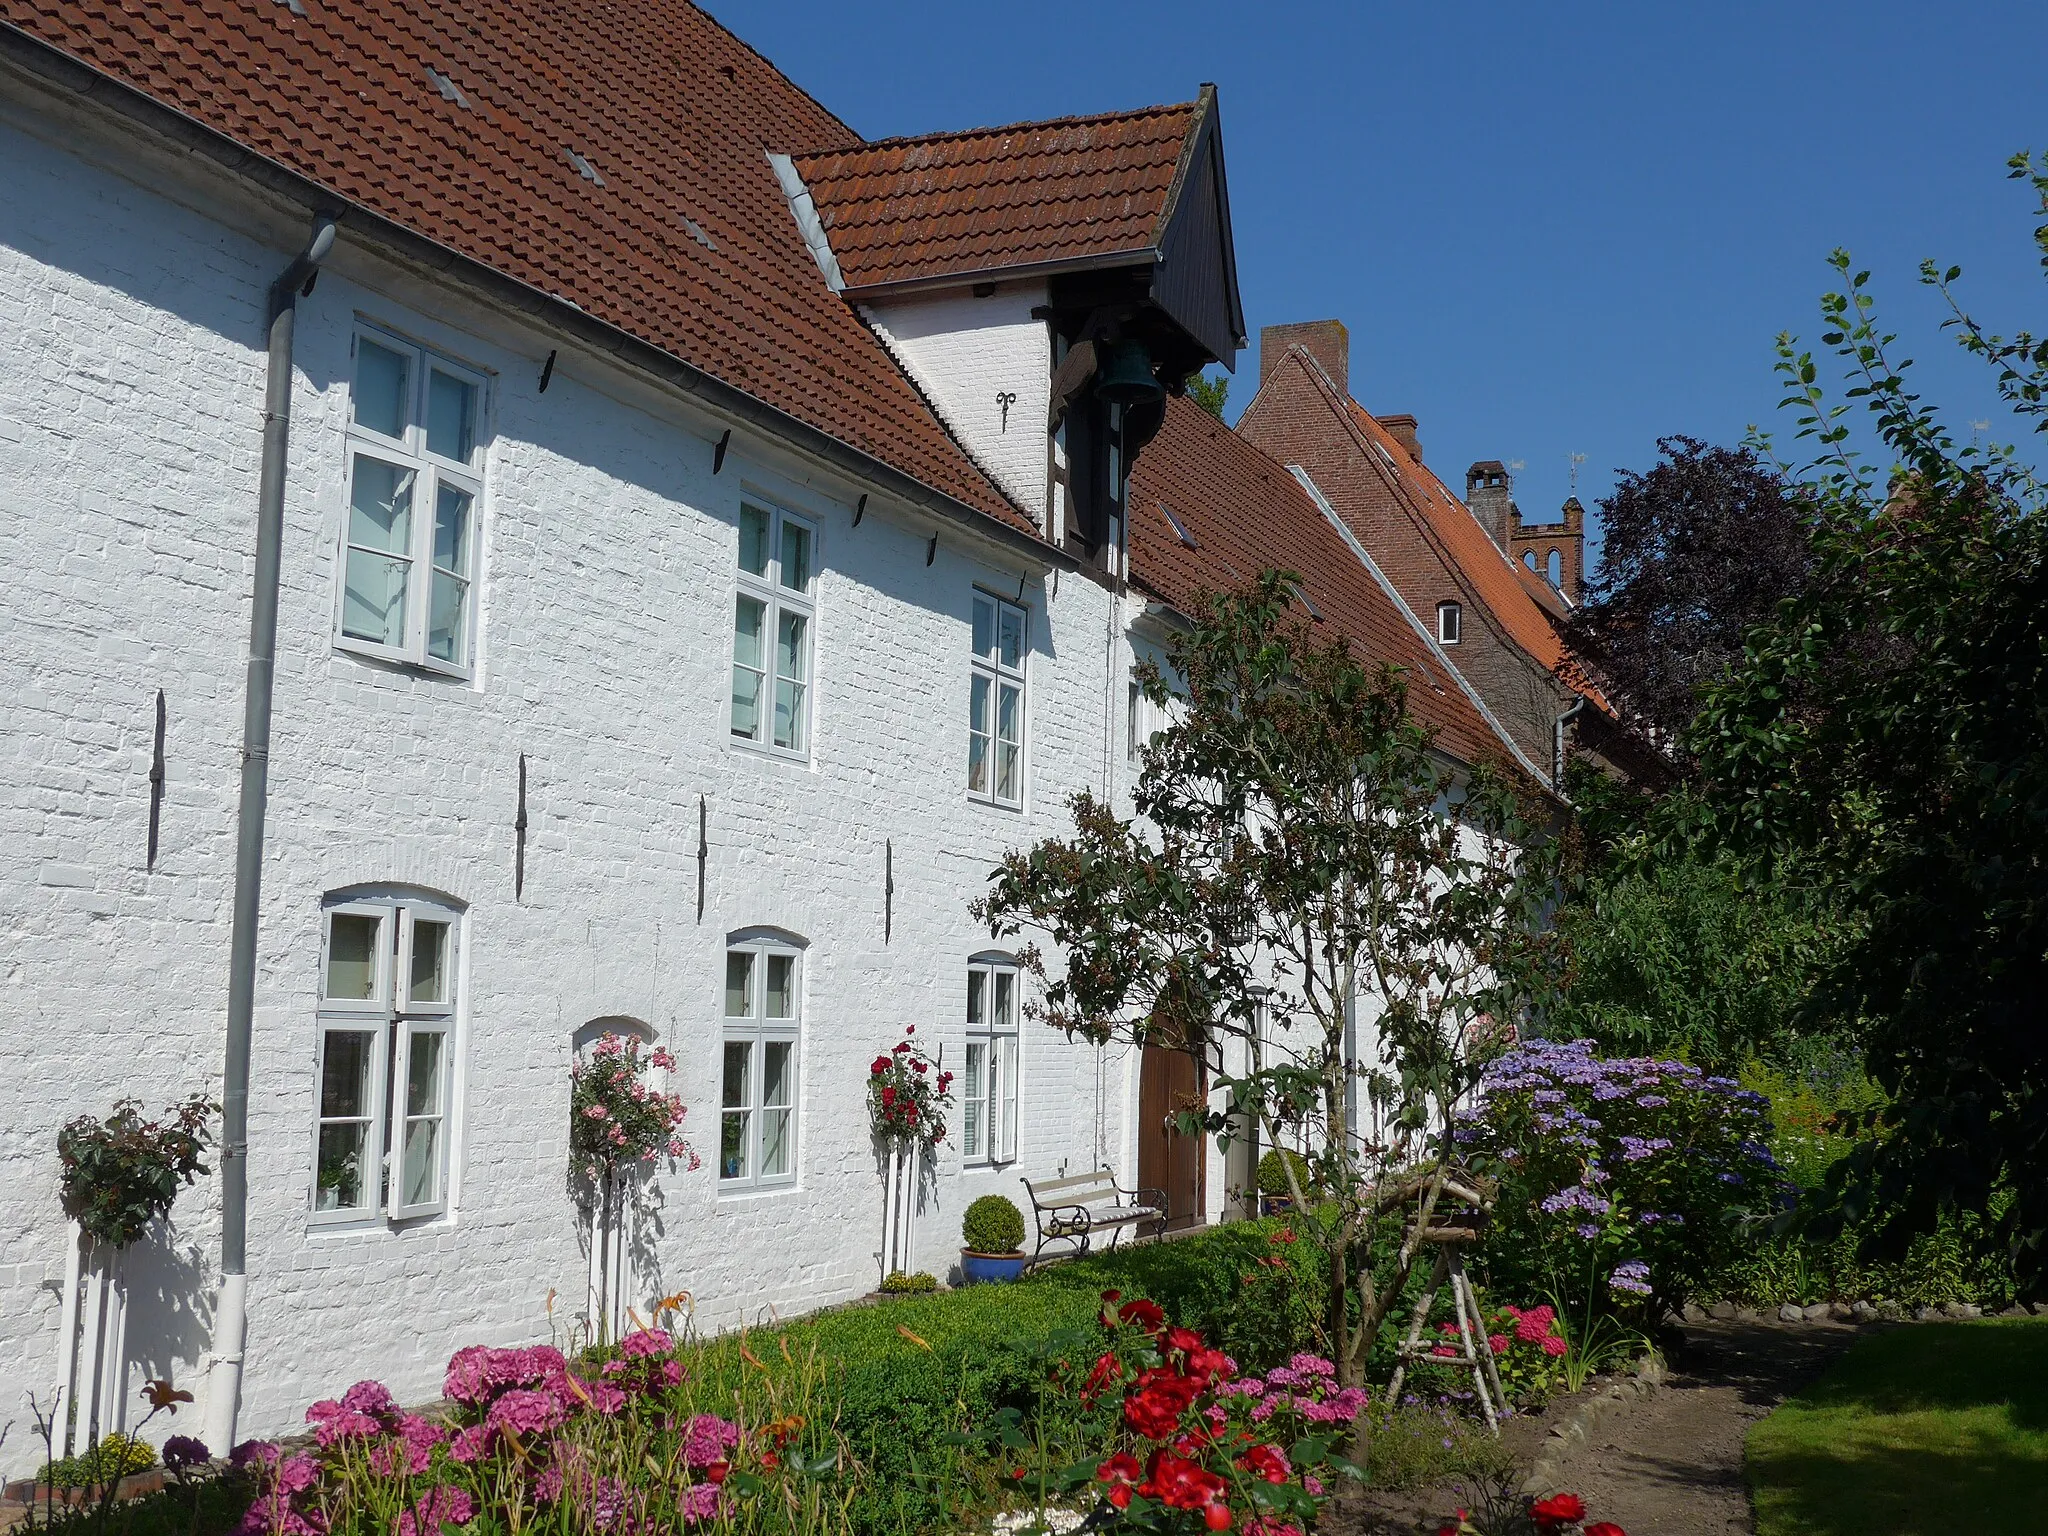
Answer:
1237;333;1585;774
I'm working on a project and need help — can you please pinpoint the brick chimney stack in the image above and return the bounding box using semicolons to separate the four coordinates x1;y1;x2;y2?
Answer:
1381;414;1422;461
1466;460;1513;552
1259;320;1349;399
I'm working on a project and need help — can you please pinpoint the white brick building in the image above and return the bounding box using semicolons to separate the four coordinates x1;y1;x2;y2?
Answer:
0;0;1523;1466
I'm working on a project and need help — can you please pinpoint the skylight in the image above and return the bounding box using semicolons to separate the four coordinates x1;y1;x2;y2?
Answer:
565;149;606;186
680;216;719;252
1157;501;1197;550
1284;579;1323;621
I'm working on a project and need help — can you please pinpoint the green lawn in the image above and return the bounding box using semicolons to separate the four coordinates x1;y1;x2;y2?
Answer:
1746;1316;2048;1535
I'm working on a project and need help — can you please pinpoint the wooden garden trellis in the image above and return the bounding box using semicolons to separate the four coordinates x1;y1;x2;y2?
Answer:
1384;1199;1509;1432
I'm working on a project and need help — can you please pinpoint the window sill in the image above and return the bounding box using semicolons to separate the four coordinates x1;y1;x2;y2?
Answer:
714;1179;799;1204
333;638;477;685
305;1209;452;1237
730;736;813;770
966;792;1026;814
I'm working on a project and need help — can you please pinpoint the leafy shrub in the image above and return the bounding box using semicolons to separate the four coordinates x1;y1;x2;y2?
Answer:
1039;1216;1325;1371
1467;1037;1784;1318
58;1096;215;1248
1256;1148;1312;1198
40;1432;158;1490
963;1194;1026;1255
1361;1402;1513;1491
876;1270;937;1295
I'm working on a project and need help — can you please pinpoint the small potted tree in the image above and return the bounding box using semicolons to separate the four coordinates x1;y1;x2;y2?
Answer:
1257;1147;1312;1215
959;1193;1027;1284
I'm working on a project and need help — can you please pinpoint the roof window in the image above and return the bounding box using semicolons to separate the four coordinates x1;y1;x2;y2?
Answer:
1158;501;1197;550
565;149;606;186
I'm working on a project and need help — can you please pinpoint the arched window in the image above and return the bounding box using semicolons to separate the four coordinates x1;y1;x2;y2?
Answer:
1436;601;1462;646
720;933;803;1191
1547;549;1563;588
313;889;464;1224
963;955;1021;1164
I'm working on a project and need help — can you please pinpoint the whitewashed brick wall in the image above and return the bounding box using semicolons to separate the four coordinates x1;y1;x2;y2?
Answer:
0;110;1138;1469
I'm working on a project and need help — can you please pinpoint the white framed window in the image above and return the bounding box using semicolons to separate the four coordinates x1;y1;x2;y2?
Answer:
719;939;800;1191
962;959;1020;1164
1437;601;1462;646
731;502;816;756
337;325;487;674
313;893;460;1225
969;591;1027;805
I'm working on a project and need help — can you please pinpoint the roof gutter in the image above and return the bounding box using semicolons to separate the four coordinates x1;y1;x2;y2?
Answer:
204;214;337;1454
0;23;1076;577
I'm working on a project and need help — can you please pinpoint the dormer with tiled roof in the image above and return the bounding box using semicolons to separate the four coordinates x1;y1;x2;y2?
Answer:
778;89;1246;578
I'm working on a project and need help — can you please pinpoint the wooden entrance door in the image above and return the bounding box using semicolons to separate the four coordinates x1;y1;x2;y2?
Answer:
1137;1046;1205;1232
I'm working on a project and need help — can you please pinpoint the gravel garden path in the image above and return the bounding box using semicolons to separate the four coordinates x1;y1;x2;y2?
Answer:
1342;1319;1860;1536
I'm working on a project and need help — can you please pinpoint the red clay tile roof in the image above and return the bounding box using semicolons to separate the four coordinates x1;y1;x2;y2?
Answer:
791;101;1202;292
1;0;1037;532
1342;401;1579;682
1128;397;1517;775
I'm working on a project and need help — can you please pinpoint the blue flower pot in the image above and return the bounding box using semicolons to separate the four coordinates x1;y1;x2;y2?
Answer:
960;1251;1026;1285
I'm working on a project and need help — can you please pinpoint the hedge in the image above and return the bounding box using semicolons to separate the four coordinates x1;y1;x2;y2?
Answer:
684;1217;1325;1536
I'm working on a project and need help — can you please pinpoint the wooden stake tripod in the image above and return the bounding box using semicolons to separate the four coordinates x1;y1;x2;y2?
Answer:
1385;1218;1509;1432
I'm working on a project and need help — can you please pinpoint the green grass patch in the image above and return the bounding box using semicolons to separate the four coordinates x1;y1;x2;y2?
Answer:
1746;1316;2048;1536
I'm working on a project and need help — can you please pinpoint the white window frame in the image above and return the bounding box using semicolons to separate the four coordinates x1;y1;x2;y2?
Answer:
336;324;488;676
311;893;461;1227
719;939;802;1193
1437;601;1462;646
968;590;1028;807
962;958;1021;1166
730;501;817;759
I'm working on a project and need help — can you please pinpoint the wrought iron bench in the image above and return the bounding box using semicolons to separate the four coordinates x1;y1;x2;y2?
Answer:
1020;1168;1166;1266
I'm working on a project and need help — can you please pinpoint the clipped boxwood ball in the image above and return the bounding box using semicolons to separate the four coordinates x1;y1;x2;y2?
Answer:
962;1193;1026;1254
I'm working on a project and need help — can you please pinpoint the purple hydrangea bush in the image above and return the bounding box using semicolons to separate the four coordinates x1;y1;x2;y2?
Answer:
1462;1037;1787;1318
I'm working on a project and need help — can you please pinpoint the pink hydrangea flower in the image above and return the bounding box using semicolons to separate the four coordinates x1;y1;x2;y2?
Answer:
487;1388;566;1438
1541;1334;1568;1357
683;1414;741;1469
681;1483;724;1525
448;1424;493;1464
396;1486;474;1536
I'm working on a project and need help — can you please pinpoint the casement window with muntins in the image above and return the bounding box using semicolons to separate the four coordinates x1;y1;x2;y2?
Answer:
338;326;487;673
719;941;800;1191
731;503;816;756
313;894;461;1225
961;960;1020;1165
968;592;1027;805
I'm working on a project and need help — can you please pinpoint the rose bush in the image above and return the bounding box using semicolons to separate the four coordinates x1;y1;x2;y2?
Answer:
569;1033;699;1183
866;1025;953;1150
58;1094;216;1248
1463;1038;1785;1319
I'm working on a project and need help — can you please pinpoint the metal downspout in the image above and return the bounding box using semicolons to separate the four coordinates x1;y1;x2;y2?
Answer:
1553;696;1588;797
203;218;337;1454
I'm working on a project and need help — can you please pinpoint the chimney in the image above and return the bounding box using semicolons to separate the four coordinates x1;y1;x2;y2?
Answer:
1466;461;1513;552
1259;320;1349;399
1381;414;1422;461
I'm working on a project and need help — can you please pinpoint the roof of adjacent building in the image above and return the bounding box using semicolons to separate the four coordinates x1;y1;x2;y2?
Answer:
789;99;1204;293
1341;398;1580;682
0;0;1040;532
1128;398;1519;776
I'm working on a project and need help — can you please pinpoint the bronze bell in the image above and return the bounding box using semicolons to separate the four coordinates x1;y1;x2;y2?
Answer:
1094;339;1164;408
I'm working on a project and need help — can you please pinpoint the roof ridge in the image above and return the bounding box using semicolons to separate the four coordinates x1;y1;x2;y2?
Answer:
794;97;1199;158
685;0;864;147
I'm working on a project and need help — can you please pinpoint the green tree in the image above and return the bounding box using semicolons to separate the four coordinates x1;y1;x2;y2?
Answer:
975;573;1561;1390
1688;155;2048;1293
1187;370;1229;420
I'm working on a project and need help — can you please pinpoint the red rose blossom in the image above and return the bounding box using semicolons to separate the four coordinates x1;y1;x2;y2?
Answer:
1530;1493;1587;1528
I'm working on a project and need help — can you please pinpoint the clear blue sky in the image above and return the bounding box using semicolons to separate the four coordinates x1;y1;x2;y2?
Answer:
718;1;2048;554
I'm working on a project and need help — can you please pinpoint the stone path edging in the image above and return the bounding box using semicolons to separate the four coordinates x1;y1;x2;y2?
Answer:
1518;1353;1668;1497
